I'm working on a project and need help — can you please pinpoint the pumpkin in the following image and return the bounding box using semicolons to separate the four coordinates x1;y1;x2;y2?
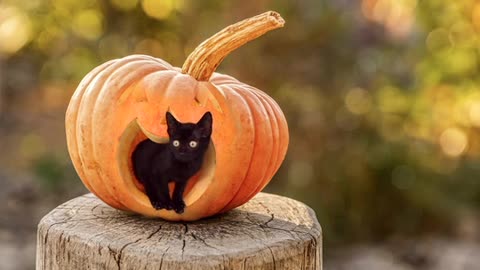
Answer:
65;11;288;221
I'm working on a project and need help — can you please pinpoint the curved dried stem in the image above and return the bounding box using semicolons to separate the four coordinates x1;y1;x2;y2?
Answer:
182;11;285;81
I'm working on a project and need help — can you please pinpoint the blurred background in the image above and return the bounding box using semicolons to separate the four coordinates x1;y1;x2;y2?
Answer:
1;0;480;269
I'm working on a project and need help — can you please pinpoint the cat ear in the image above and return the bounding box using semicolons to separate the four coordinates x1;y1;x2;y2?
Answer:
196;112;213;138
166;112;179;134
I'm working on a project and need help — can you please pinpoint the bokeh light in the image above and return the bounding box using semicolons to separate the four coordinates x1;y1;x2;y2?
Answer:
472;2;480;31
362;0;417;39
72;9;104;40
439;128;468;157
345;88;372;115
468;100;480;127
426;28;451;52
0;5;32;54
141;0;175;20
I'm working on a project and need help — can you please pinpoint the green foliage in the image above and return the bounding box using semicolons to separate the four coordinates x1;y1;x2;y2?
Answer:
33;154;80;192
33;155;65;191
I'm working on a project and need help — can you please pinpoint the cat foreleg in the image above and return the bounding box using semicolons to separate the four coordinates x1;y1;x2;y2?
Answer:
147;174;173;210
157;174;174;210
143;177;163;210
172;181;187;214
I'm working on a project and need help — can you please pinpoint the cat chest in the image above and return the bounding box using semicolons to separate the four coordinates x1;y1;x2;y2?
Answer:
166;162;202;180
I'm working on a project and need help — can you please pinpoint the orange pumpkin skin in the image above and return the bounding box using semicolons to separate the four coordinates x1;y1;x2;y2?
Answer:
65;55;288;221
65;12;288;221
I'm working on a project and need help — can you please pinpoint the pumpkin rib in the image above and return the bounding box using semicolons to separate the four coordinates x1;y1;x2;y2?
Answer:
91;60;170;212
209;73;240;85
263;90;289;166
140;54;175;69
255;90;280;178
72;54;163;209
66;60;116;199
119;70;178;106
255;90;289;190
218;84;282;210
76;57;147;209
211;83;256;209
143;70;178;104
219;83;274;211
165;73;196;102
223;84;281;164
73;60;128;209
244;89;282;202
243;88;280;199
246;86;282;179
195;83;257;217
232;84;289;201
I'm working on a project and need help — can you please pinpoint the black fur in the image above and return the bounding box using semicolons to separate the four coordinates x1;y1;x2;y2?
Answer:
132;112;212;214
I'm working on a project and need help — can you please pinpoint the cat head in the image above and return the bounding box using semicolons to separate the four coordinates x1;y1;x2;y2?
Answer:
166;112;212;162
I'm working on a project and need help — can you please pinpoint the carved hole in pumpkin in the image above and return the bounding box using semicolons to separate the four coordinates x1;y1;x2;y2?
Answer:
118;119;216;210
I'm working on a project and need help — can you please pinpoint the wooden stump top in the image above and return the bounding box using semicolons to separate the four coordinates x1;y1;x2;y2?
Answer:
37;192;322;269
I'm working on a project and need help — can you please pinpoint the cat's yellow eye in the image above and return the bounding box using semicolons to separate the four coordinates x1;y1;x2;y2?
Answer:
189;141;198;148
172;140;180;147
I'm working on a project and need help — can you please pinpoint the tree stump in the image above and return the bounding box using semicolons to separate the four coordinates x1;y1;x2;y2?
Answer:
36;192;322;269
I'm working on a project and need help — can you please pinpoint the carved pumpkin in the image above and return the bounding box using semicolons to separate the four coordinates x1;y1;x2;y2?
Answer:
65;11;289;221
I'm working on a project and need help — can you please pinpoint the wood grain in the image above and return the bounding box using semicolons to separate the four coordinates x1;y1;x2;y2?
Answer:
36;192;322;269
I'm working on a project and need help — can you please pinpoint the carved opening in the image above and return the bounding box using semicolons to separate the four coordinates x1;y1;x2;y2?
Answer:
118;119;216;210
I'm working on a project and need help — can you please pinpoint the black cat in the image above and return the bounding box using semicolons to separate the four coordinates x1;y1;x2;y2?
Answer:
132;111;213;214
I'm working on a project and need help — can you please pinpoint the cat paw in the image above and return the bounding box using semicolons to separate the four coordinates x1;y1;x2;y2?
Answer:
151;200;172;210
151;201;164;210
165;201;174;210
172;199;186;214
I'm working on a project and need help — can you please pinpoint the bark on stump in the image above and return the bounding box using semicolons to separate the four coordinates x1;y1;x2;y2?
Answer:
36;192;322;269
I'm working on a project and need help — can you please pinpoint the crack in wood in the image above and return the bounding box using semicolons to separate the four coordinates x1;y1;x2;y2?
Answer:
262;214;275;227
191;232;219;250
267;246;277;269
257;201;273;215
158;246;170;270
147;225;163;240
92;204;101;213
180;223;189;259
113;238;143;270
181;240;186;259
235;220;281;269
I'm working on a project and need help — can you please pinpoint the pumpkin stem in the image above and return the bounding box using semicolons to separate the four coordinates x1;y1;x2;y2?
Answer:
182;11;285;81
